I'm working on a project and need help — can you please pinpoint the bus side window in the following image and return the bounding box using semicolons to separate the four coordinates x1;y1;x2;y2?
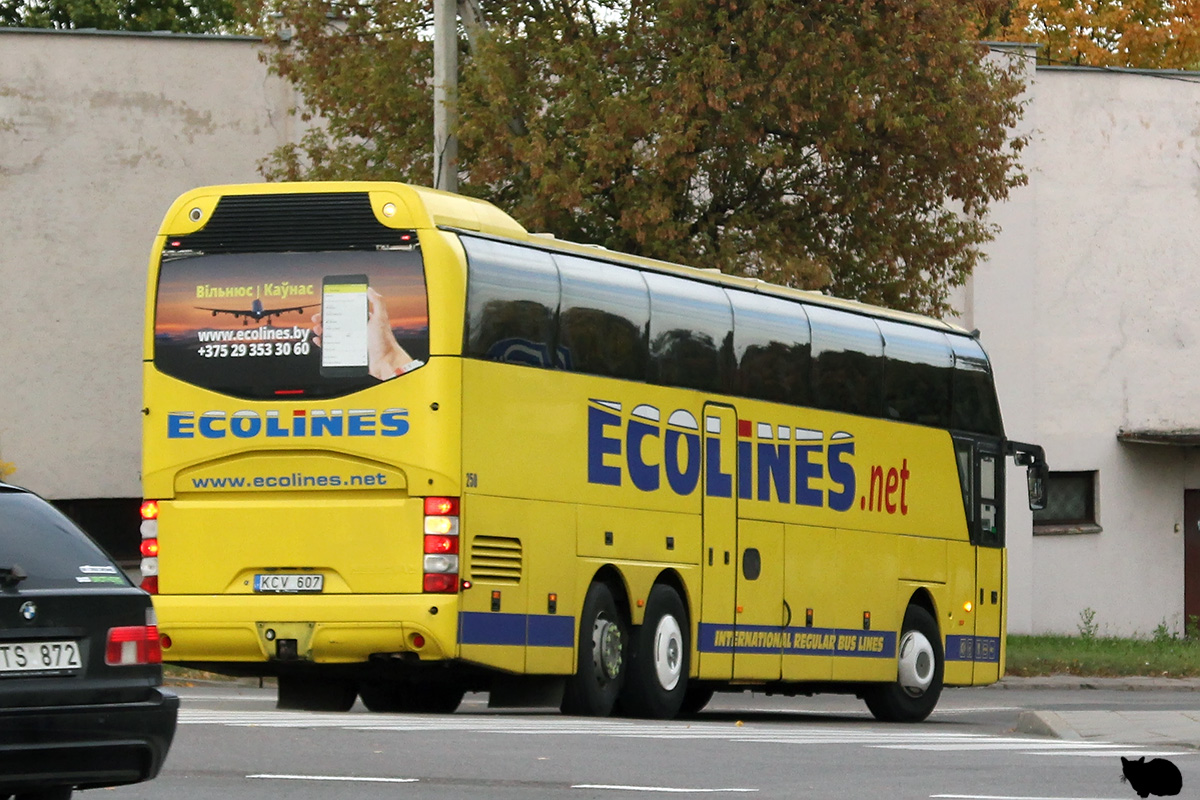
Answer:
807;305;884;419
955;439;974;528
949;335;1004;437
462;237;560;367
644;273;734;394
878;321;953;427
727;290;812;407
554;254;649;380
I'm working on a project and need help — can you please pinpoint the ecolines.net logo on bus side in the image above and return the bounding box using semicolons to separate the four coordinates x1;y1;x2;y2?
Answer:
586;399;913;514
166;408;410;439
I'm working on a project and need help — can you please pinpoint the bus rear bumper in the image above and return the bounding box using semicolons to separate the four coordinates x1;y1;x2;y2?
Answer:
153;593;460;665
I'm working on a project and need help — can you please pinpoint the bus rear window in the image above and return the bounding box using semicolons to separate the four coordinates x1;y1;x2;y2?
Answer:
154;250;429;400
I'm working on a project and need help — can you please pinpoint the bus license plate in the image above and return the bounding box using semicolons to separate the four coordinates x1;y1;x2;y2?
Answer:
0;640;82;674
254;574;324;593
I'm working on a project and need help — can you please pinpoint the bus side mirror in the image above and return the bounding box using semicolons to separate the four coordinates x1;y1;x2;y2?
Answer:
1026;462;1048;512
1008;440;1048;512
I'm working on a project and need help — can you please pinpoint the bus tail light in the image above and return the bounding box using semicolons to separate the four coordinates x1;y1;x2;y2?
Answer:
140;499;159;594
423;496;459;594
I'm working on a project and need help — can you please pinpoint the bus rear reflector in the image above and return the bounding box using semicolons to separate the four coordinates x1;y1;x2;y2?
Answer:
106;625;163;665
423;574;458;593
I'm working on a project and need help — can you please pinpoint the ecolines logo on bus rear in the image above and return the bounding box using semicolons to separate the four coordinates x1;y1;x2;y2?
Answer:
167;408;410;439
586;399;913;514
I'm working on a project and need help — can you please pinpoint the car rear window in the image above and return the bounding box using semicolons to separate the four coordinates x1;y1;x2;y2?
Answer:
0;491;130;590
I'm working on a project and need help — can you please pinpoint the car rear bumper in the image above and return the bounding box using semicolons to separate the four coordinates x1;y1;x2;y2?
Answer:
0;687;179;794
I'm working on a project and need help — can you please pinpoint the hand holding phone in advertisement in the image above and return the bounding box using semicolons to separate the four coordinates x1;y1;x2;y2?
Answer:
312;287;421;381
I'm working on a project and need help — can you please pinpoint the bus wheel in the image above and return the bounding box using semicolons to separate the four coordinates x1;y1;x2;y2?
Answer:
277;674;357;712
863;605;944;723
360;681;464;714
678;685;715;717
561;581;626;716
619;585;689;719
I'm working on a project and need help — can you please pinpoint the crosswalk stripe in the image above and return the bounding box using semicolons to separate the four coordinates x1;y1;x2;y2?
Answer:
177;708;1153;756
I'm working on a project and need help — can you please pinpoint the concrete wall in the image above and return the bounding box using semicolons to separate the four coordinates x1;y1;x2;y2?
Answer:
0;29;301;499
961;63;1200;636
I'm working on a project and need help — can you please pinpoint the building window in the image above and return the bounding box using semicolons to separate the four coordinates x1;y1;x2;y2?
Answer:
1033;471;1101;535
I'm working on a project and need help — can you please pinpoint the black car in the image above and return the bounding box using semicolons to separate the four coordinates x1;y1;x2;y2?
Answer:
0;483;178;799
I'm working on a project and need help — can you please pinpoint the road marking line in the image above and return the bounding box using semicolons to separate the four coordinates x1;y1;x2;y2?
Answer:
573;785;757;793
931;795;1130;800
248;774;419;783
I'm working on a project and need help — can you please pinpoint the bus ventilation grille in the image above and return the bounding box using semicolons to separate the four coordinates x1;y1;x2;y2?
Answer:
469;536;523;584
167;192;417;254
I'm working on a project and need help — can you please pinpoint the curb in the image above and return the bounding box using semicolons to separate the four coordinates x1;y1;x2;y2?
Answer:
1016;710;1082;740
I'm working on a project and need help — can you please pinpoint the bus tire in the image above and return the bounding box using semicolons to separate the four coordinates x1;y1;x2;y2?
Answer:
863;604;944;723
678;685;715;717
277;674;358;712
561;581;626;716
360;681;464;713
619;584;689;719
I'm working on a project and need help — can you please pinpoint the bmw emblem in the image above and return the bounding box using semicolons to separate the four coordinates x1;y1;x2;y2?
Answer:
19;602;36;621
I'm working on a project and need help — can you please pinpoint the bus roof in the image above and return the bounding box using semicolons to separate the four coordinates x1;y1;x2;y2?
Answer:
162;181;969;337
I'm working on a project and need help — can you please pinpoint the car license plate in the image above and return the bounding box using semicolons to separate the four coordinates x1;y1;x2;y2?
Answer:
254;574;324;593
0;640;82;674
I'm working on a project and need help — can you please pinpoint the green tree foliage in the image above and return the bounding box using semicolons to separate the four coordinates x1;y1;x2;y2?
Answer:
263;0;1027;315
0;0;244;32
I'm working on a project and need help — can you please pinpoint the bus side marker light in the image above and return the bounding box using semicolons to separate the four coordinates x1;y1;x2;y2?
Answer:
548;593;557;614
863;611;871;631
491;591;501;612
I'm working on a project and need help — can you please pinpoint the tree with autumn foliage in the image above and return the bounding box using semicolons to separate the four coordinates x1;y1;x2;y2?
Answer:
262;0;1027;315
973;0;1200;69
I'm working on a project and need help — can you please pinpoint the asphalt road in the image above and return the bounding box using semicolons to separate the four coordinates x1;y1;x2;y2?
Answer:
104;684;1199;800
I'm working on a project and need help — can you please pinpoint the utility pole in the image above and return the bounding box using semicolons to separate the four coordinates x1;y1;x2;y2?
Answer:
433;0;458;193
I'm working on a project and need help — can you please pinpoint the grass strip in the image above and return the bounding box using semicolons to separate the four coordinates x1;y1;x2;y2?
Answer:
1006;634;1200;677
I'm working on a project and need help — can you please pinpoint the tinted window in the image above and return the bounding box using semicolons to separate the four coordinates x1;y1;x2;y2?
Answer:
729;291;811;405
644;273;734;393
879;320;953;426
463;237;560;367
554;254;649;380
949;335;1004;436
0;491;129;591
155;249;430;400
808;305;884;417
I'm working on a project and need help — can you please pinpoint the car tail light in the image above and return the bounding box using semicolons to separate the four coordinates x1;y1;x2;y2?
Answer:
423;496;459;594
140;499;159;594
106;612;162;666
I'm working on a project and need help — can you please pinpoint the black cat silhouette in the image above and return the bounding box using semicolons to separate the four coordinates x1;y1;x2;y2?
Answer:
1121;756;1182;798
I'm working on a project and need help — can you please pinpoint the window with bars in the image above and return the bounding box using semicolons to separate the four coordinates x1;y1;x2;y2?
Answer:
1033;471;1101;534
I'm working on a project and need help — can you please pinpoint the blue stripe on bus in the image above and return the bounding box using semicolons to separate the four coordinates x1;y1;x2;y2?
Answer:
458;611;575;648
697;623;896;659
945;634;1001;663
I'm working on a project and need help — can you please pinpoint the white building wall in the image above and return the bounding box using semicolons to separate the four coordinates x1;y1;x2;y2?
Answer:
966;65;1200;636
0;30;301;499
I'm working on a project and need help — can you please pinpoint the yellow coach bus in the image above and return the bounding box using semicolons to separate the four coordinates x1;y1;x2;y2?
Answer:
141;182;1046;721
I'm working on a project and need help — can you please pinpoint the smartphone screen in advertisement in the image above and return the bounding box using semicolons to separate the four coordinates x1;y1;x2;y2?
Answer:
319;274;370;377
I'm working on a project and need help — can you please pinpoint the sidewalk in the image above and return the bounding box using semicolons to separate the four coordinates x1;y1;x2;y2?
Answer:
999;676;1200;749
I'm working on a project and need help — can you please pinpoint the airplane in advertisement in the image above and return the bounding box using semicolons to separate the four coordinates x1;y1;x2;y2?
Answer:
194;298;318;326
